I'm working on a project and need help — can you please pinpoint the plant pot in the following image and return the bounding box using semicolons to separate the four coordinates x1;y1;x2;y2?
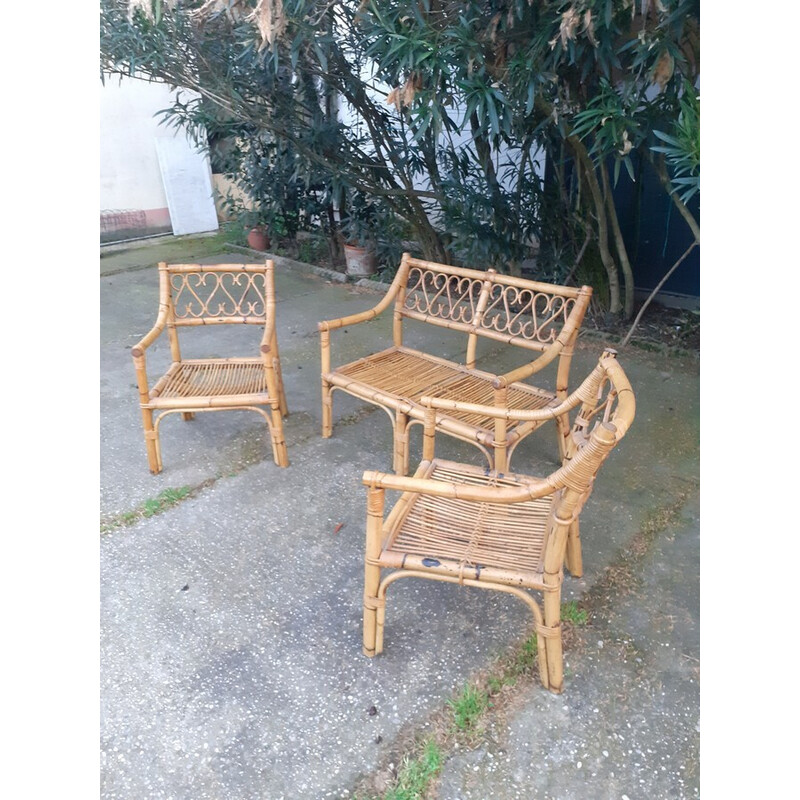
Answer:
344;243;377;277
247;227;271;251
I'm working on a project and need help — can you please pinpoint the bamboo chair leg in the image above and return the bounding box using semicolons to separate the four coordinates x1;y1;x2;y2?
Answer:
494;440;508;473
556;411;570;463
542;592;564;694
322;380;333;438
141;408;161;474
393;412;410;475
268;407;290;468
181;412;195;421
276;367;289;418
565;519;583;578
271;332;289;418
363;487;384;656
375;597;387;655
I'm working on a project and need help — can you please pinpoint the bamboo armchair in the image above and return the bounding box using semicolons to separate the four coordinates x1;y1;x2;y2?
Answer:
320;253;592;476
361;350;634;694
131;261;289;473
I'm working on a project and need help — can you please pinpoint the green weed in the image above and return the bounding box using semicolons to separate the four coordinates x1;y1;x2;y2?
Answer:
447;685;489;733
382;739;443;800
561;600;589;626
101;486;193;534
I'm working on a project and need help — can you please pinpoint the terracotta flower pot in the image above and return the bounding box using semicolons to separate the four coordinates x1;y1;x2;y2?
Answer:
344;243;377;277
247;227;270;251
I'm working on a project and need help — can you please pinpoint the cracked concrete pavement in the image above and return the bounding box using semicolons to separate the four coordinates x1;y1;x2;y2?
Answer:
100;238;700;799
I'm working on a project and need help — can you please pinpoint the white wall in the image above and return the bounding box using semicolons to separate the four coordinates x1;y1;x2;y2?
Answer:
100;76;180;211
100;76;219;238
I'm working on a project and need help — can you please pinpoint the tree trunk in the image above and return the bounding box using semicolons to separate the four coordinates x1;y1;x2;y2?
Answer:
569;136;622;316
600;160;635;319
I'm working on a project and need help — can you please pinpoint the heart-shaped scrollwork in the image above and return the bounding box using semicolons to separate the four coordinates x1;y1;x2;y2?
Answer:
481;285;575;343
404;268;482;323
171;272;266;319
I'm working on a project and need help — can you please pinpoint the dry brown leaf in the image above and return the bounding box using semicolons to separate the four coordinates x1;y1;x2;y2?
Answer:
652;49;674;90
191;0;245;22
402;76;417;107
583;9;597;47
488;12;502;44
385;87;401;111
618;130;633;156
551;6;581;49
247;0;288;50
560;7;581;47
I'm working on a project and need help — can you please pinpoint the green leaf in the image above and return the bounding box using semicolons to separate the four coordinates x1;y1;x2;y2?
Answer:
486;95;500;138
313;40;328;73
525;81;536;115
623;157;635;182
653;130;681;146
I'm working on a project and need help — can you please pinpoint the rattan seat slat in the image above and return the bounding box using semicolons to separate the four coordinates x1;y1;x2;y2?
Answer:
334;347;555;433
336;349;460;400
152;360;270;401
384;461;551;575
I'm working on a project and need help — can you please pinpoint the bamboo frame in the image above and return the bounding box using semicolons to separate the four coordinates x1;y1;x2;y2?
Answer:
319;253;592;474
360;352;635;694
131;261;289;473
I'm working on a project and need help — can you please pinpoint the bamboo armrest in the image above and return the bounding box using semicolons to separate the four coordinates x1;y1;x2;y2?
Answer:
421;350;625;425
131;319;166;357
362;468;551;504
419;381;587;425
494;343;562;388
318;283;401;332
259;312;277;352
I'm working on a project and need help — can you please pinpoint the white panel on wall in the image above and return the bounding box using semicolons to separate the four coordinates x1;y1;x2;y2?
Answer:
155;137;219;236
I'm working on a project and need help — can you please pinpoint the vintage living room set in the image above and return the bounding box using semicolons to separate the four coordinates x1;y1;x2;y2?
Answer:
130;255;636;695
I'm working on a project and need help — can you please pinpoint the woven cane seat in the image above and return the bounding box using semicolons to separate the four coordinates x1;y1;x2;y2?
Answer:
148;359;270;407
330;347;555;437
379;459;553;585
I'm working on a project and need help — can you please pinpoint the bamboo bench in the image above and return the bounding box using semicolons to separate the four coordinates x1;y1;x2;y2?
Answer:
319;253;592;474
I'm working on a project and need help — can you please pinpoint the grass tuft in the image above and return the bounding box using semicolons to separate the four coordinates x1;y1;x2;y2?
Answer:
561;600;589;626
101;486;193;534
381;738;443;800
447;684;490;734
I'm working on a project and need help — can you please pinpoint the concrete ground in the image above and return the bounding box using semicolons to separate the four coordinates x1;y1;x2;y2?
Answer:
100;237;700;799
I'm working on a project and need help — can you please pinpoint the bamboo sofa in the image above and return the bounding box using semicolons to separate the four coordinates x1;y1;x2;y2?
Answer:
131;261;289;473
361;350;635;693
319;253;592;475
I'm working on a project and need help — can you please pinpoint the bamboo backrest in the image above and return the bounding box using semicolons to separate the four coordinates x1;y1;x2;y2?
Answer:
364;351;633;578
365;351;635;509
161;263;270;327
392;254;592;368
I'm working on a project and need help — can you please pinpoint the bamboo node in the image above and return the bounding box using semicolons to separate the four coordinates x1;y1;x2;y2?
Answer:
363;596;383;611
